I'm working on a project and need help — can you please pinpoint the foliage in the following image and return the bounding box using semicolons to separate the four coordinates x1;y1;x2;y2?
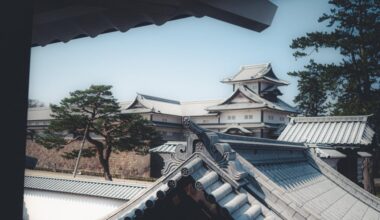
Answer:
36;85;163;180
288;60;330;116
288;0;380;129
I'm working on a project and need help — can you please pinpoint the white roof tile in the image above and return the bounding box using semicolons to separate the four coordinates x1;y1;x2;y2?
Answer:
278;116;375;146
222;63;289;85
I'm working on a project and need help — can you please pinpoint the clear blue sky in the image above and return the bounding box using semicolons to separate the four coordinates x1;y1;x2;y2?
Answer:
29;0;341;106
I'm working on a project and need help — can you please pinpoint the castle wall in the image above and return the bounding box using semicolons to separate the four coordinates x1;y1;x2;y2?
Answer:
25;140;151;179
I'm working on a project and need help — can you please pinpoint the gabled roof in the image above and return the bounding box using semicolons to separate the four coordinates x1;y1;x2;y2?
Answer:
207;86;298;113
278;115;375;146
221;63;288;86
123;93;183;116
104;153;278;220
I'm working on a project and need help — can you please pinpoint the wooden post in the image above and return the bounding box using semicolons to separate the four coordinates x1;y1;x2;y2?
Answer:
73;124;89;178
363;157;375;194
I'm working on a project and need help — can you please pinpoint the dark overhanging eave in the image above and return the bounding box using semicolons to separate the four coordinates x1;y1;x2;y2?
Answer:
31;0;277;47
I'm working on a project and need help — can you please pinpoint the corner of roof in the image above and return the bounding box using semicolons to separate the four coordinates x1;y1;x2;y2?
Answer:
240;62;270;69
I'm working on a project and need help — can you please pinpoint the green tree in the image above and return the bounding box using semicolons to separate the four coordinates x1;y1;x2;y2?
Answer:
289;0;379;193
289;0;379;124
36;85;163;180
288;60;330;116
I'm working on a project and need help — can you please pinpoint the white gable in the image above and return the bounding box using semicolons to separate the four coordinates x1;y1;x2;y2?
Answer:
228;92;255;104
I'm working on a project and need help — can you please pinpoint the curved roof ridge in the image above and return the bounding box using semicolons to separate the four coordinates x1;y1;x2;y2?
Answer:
137;93;180;105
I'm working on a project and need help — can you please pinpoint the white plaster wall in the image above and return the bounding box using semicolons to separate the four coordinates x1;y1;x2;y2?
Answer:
140;113;151;121
190;115;219;124
220;110;261;124
155;127;184;140
152;114;182;124
263;110;289;124
233;83;258;93
230;94;251;103
245;83;258;93
260;82;272;91
23;189;125;220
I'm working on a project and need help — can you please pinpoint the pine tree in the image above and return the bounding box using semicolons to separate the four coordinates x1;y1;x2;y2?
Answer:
288;60;330;116
36;85;163;180
289;0;379;193
289;0;379;128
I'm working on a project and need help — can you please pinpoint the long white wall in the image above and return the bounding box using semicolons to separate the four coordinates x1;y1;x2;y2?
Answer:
190;115;219;124
23;189;125;220
220;110;261;124
263;110;289;124
152;114;182;124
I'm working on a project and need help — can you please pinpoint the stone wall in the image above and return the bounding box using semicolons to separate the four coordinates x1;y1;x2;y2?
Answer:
25;140;150;179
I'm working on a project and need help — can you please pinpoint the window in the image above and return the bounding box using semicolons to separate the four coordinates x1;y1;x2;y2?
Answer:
268;115;274;120
244;115;253;120
280;116;285;121
231;115;236;120
202;119;208;123
162;118;167;122
227;115;235;120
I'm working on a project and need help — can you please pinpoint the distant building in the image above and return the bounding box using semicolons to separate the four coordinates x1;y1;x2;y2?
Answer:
122;63;297;140
200;63;297;138
278;115;376;190
27;63;298;140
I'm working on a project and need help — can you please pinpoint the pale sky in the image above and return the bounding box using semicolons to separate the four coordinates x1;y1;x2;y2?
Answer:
28;0;341;106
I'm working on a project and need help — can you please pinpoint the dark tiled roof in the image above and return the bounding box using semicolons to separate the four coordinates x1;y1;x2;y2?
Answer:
32;0;277;46
104;154;278;220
